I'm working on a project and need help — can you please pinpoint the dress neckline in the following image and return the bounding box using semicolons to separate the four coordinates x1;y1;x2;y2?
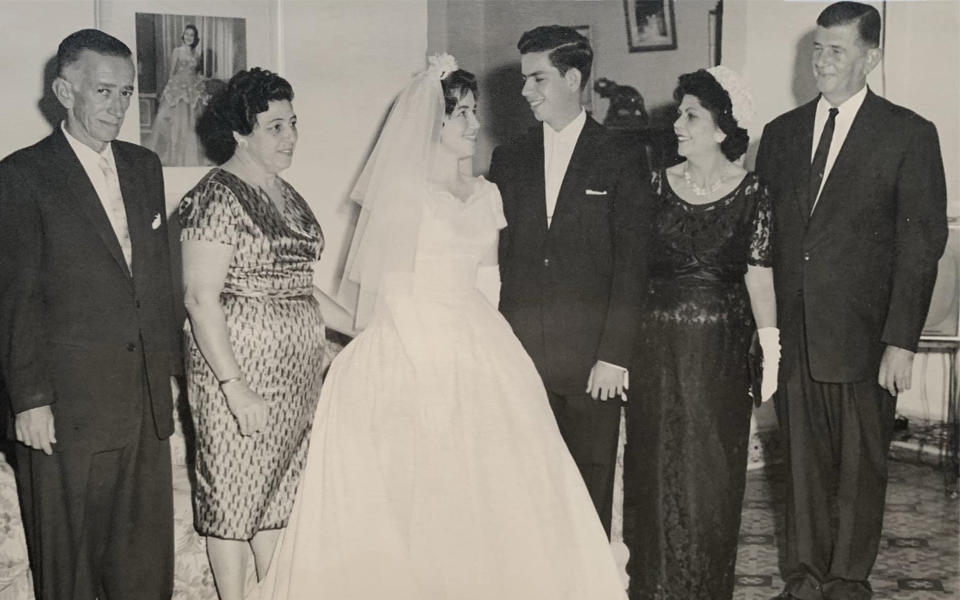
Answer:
660;168;751;211
213;167;310;233
428;175;488;209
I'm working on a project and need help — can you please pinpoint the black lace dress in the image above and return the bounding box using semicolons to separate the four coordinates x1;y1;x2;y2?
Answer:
623;169;772;600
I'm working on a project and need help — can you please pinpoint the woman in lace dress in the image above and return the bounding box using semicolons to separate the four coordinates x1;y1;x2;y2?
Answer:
622;67;779;600
254;55;626;600
150;24;210;166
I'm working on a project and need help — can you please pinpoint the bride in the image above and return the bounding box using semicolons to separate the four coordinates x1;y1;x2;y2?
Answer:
254;54;626;599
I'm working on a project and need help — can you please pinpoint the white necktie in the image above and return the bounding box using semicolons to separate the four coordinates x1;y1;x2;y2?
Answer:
98;154;133;273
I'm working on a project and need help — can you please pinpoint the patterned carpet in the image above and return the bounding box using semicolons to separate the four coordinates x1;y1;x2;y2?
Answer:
734;459;959;599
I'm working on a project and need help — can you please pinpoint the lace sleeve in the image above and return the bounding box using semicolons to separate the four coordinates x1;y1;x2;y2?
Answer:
747;182;773;267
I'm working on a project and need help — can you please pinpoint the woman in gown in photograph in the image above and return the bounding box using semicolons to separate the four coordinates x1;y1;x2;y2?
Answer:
254;55;626;600
181;68;349;600
622;66;780;600
151;24;211;166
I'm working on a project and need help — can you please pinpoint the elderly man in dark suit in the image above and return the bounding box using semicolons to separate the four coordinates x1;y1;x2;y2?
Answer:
0;29;182;600
488;24;650;536
755;3;947;599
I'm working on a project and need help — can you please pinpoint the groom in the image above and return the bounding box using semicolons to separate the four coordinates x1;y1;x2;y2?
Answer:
489;25;650;535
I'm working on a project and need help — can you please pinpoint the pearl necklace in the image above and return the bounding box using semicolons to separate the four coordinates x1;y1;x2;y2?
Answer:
682;163;726;197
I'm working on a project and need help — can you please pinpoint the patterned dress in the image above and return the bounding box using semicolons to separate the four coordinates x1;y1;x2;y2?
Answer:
179;168;325;539
623;170;772;600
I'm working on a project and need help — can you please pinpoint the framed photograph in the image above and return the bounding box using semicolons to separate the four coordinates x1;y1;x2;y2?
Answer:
135;13;247;168
94;0;280;205
624;0;677;53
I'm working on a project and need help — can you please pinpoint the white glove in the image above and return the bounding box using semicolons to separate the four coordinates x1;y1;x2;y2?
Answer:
757;327;781;403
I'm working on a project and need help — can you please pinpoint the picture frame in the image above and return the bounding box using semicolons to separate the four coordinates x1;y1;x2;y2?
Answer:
624;0;677;53
93;0;281;206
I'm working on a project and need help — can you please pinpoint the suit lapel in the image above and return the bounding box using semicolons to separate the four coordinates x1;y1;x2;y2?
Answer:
791;99;817;228
807;90;882;234
522;127;549;234
550;117;601;234
49;130;133;280
114;143;148;281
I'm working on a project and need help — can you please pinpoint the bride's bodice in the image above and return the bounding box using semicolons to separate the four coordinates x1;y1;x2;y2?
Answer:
406;177;505;299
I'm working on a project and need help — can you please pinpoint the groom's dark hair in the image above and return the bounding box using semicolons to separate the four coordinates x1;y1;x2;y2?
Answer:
518;25;593;90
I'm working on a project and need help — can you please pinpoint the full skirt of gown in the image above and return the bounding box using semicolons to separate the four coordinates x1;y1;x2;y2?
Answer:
254;274;626;599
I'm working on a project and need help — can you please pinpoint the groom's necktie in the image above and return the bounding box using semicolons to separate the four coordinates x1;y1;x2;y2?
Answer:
98;153;133;273
808;107;839;215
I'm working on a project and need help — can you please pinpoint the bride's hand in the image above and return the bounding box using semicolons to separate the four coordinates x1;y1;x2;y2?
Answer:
221;380;268;435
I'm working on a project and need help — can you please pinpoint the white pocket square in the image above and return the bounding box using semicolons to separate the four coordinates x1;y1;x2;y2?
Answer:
585;189;608;196
151;212;162;230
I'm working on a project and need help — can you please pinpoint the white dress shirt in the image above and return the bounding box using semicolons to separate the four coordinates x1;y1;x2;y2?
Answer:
542;110;628;392
543;109;586;228
810;85;868;211
61;123;133;270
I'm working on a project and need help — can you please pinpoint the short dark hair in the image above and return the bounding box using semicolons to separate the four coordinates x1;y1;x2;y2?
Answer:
441;69;478;115
196;67;294;164
57;29;132;77
517;25;593;89
817;1;881;48
182;24;200;50
674;69;749;162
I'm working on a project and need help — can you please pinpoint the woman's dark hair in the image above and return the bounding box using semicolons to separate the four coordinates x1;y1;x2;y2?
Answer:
441;69;478;115
182;24;200;50
674;69;749;162
196;67;294;164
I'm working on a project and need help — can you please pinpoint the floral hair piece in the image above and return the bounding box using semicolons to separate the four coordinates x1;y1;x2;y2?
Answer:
427;53;458;81
706;65;754;129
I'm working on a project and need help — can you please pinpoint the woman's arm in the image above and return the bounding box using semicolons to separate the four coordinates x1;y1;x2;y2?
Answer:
312;286;358;337
182;239;267;435
744;264;776;328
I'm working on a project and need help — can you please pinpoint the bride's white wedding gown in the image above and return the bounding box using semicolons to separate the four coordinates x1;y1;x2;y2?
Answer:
254;178;626;599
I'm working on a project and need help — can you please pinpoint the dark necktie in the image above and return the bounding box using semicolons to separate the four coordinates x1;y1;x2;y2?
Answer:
808;107;839;215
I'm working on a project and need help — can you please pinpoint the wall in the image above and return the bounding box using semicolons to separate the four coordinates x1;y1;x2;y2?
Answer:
723;0;960;424
0;0;428;298
435;0;719;173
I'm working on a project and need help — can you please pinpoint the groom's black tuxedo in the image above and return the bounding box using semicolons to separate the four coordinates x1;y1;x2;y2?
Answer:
0;128;182;599
489;116;650;533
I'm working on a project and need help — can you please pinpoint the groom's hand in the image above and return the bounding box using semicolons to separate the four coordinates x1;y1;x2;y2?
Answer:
586;361;626;402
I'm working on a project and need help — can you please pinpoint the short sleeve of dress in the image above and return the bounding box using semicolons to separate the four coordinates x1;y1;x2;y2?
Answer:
487;181;507;230
179;180;241;246
748;181;773;267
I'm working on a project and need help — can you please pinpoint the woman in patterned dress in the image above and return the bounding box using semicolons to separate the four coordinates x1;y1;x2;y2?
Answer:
180;68;350;600
621;67;780;600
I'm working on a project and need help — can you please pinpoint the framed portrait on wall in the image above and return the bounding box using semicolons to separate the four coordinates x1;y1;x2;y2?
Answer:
134;13;247;168
624;0;677;52
94;0;280;204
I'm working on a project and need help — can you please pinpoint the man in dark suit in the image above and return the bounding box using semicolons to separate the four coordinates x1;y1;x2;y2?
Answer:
755;3;947;599
0;29;182;600
488;25;649;535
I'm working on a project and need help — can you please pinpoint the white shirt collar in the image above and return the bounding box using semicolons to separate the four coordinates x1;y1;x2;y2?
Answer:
543;109;587;146
61;121;115;169
816;85;868;120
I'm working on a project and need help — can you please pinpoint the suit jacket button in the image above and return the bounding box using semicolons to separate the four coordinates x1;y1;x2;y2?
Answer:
803;253;810;261
126;343;137;352
543;258;550;267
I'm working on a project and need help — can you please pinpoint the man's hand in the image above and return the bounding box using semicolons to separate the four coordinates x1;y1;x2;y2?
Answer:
586;361;626;401
15;405;56;455
878;345;915;396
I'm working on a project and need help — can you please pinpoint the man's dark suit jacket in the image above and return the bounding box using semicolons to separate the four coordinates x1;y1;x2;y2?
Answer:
490;117;649;394
0;128;182;451
755;89;947;383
